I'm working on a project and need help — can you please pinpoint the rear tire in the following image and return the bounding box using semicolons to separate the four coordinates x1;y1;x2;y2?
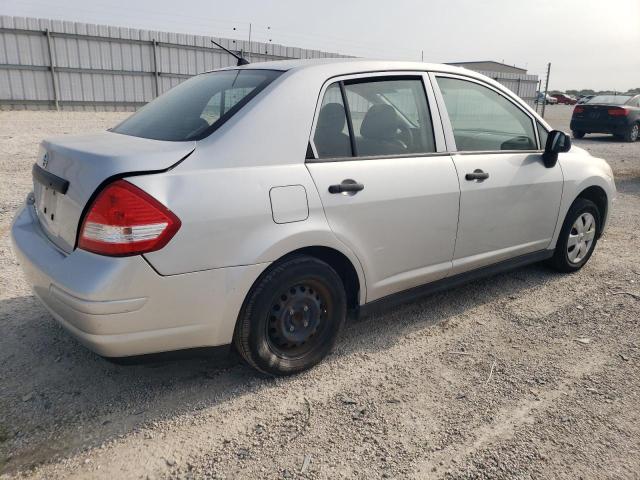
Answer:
572;130;585;139
623;123;639;142
548;198;600;273
234;256;346;376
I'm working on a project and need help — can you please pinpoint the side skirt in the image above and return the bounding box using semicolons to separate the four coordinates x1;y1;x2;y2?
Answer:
359;249;553;317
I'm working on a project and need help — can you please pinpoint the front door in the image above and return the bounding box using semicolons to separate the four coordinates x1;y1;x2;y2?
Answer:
306;75;460;302
433;74;563;274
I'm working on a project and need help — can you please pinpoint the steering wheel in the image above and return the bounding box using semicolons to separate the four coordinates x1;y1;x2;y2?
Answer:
395;124;413;150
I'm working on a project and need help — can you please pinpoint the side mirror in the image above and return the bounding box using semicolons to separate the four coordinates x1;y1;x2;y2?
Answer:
542;130;571;168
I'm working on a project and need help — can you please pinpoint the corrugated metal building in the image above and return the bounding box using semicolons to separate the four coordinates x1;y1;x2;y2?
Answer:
447;61;539;106
0;15;347;110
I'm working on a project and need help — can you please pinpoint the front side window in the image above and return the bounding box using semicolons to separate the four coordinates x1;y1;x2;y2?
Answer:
112;69;281;141
436;77;536;151
537;122;549;149
313;77;436;159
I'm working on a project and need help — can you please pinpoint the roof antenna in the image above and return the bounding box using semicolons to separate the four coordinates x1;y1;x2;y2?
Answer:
211;39;250;66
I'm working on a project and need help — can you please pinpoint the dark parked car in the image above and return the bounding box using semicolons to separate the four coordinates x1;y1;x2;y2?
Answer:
552;94;577;105
571;94;640;142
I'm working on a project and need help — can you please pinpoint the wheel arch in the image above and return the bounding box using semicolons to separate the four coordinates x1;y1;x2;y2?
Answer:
576;185;608;237
249;246;363;312
280;246;362;312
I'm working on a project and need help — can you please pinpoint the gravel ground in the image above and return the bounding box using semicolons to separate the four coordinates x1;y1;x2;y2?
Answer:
0;106;639;479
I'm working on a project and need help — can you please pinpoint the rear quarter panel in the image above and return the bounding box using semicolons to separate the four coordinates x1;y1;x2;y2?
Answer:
128;160;367;302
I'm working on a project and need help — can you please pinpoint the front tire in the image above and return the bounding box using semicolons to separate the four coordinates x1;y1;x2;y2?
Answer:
572;130;585;139
234;256;347;376
623;123;639;142
548;198;600;273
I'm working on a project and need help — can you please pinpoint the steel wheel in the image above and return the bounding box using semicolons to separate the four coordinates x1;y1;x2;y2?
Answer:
234;256;346;375
267;280;331;358
567;212;596;264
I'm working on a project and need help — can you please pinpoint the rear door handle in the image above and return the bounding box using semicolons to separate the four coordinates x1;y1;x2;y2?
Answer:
465;169;489;181
328;180;364;194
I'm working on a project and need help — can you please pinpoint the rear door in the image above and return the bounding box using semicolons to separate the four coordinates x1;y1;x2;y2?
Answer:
306;73;460;302
432;73;563;274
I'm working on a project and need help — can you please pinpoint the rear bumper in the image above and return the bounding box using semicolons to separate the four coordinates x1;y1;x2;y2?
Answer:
570;118;630;135
10;201;269;357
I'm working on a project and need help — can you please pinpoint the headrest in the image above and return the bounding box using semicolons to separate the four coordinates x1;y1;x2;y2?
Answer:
360;104;400;140
316;103;346;134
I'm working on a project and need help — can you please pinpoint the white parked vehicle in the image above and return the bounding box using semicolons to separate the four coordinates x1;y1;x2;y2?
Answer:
11;59;616;375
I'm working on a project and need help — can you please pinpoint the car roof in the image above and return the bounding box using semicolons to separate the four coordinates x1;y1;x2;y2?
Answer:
208;58;480;78
203;58;546;126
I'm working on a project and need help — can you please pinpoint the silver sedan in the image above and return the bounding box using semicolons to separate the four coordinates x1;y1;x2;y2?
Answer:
11;59;616;375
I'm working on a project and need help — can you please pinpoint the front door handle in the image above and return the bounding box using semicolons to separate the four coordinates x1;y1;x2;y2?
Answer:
465;169;489;181
328;180;365;194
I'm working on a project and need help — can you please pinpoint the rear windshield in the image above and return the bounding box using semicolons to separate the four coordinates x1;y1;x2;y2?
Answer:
587;95;632;105
112;69;282;141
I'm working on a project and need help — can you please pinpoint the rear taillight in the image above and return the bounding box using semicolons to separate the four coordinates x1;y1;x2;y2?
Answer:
608;107;629;117
573;106;584;114
79;180;181;256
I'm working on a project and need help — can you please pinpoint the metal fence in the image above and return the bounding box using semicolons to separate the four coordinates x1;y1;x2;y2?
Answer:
0;16;539;111
0;15;347;111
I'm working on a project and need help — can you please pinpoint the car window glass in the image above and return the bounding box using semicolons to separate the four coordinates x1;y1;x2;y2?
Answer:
537;122;549;149
436;77;536;151
588;95;632;105
200;87;256;125
343;78;435;157
313;83;352;159
112;69;281;141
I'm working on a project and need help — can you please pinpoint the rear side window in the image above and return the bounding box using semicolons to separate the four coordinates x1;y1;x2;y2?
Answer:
112;69;281;141
436;77;536;152
313;77;436;159
313;83;352;158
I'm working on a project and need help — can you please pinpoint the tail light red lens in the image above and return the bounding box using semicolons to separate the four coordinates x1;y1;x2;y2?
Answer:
607;108;629;117
79;180;181;256
573;106;584;114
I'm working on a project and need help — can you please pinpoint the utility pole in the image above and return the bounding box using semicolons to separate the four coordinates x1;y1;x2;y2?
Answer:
421;50;424;62
541;62;551;118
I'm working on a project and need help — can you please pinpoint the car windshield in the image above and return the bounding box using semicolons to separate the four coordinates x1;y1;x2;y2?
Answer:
112;69;282;141
587;95;632;105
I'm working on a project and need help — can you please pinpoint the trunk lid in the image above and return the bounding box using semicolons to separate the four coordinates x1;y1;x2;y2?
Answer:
573;104;612;121
33;131;195;253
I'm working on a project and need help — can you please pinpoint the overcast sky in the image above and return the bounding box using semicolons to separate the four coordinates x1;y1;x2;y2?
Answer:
2;0;639;91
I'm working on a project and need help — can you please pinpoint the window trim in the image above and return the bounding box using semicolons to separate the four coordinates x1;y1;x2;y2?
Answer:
339;81;358;157
307;71;446;163
431;72;543;153
305;151;453;164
